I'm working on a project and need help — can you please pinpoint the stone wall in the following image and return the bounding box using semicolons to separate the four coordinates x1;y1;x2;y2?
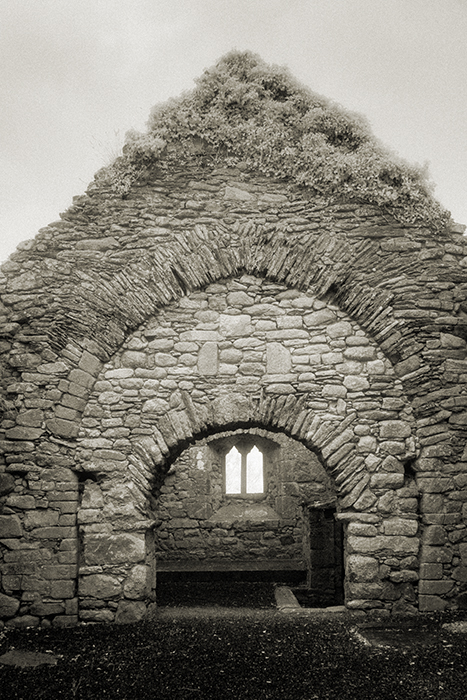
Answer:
1;155;467;626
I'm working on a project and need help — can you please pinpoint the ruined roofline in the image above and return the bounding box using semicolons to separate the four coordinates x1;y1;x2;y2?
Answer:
102;50;449;232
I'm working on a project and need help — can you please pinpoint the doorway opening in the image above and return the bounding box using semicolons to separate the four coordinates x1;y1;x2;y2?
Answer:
154;428;343;609
292;504;344;608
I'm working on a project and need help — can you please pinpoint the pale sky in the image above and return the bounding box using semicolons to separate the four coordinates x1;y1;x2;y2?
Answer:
1;0;466;263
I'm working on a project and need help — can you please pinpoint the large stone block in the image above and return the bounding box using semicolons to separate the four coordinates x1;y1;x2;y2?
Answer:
0;593;20;619
24;510;60;529
419;563;443;579
115;600;147;624
346;582;383;599
5;426;43;440
303;309;336;327
348;535;419;555
418;477;452;493
0;515;23;537
41;564;77;580
123;565;148;600
79;350;102;375
420;545;452;564
49;580;76;599
84;533;145;566
370;473;405;489
80;608;115;622
452;566;467;582
79;574;122;599
459;543;467;564
198;342;218;375
419;580;453;595
219;314;252;337
47;418;80;439
327;321;352;338
30;601;66;617
343;376;369;391
422;525;447;546
347;522;378;537
382;518;418;536
419;595;447;612
394;355;420;378
343;346;376;361
346;554;379;582
6;494;36;509
379;421;412;439
266;343;291;374
0;473;16;496
421;493;444;513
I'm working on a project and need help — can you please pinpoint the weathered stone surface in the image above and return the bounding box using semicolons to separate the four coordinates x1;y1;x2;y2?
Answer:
198;342;218;375
0;593;20;618
419;580;453;595
304;309;336;326
419;595;447;612
5;494;36;509
266;343;291;374
80;608;115;622
389;569;418;583
346;555;379;582
47;418;80;439
29;601;65;617
5;426;43;440
123;565;148;600
381;518;418;536
343;346;376;361
0;473;16;496
370;473;404;489
81;481;104;509
343;376;369;391
379;421;412;439
115;600;147;624
219;314;252;337
84;534;145;566
348;535;419;555
5;615;40;629
422;525;447;546
79;574;122;599
24;510;59;529
224;185;255;201
0;515;23;538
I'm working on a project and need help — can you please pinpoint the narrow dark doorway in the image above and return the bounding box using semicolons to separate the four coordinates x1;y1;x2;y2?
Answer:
297;505;344;608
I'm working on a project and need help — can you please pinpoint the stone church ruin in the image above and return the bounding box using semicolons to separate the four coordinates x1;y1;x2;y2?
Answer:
1;52;467;627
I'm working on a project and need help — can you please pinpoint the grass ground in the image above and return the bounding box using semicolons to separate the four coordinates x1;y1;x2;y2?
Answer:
1;583;466;700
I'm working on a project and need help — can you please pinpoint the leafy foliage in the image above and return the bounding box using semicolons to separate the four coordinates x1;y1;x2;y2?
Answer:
105;51;448;230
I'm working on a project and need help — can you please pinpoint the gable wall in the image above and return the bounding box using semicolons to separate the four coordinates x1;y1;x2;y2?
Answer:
1;158;467;626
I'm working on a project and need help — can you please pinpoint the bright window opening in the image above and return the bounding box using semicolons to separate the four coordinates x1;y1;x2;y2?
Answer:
225;443;264;495
225;446;242;494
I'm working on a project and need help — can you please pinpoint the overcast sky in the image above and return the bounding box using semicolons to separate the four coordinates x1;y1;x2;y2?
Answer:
1;0;466;263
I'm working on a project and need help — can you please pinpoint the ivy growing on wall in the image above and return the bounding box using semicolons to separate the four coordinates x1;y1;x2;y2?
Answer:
103;51;449;231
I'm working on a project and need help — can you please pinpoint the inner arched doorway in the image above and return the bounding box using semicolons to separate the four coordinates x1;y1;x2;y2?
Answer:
74;273;420;622
153;428;344;607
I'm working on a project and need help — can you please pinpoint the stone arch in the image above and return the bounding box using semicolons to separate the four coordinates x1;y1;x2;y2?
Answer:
72;274;420;622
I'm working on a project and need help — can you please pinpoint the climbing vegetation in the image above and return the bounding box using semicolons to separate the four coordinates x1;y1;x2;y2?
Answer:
103;50;449;230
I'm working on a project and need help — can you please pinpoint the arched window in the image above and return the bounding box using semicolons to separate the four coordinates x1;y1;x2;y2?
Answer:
225;443;264;496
